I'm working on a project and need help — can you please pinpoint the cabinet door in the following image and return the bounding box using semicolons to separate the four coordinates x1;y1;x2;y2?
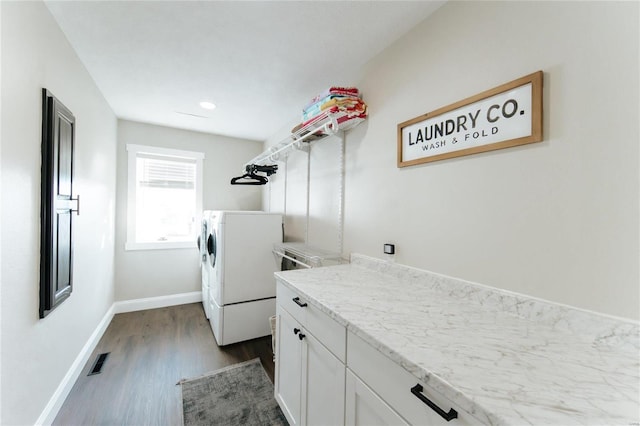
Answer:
345;369;408;426
40;89;76;318
303;332;346;426
275;307;303;425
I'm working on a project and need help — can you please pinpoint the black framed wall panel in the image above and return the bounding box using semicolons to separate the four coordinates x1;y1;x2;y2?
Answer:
40;89;77;318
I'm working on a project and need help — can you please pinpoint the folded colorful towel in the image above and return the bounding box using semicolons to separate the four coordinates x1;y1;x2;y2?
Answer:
301;103;368;128
295;86;368;137
303;87;360;110
303;93;359;114
303;96;366;122
320;97;361;110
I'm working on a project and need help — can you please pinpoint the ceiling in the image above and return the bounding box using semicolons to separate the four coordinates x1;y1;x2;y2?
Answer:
45;1;444;141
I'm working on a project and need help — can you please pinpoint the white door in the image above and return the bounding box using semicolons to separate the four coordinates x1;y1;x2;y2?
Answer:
303;331;346;426
275;307;303;426
345;370;408;426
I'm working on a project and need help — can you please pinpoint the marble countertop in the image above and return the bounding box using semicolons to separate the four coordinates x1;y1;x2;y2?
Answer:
274;254;640;425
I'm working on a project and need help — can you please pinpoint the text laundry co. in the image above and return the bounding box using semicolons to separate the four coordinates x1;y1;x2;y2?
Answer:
407;110;482;145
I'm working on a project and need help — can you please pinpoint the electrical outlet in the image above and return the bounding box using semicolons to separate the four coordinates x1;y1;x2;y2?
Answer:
383;243;395;255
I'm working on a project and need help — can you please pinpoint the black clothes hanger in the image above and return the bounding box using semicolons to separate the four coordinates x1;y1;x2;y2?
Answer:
251;164;278;176
230;164;278;185
230;173;268;185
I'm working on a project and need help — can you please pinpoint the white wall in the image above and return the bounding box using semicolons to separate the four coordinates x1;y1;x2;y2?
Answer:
265;127;311;244
266;1;639;320
115;120;263;301
264;122;345;255
0;2;118;424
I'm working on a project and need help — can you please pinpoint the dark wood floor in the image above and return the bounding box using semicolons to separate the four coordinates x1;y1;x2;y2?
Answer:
54;303;275;426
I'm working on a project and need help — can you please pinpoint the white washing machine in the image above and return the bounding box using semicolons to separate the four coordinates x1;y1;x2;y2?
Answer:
207;211;283;346
198;211;213;319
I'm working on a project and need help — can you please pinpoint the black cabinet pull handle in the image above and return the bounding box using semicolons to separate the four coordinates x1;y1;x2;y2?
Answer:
70;195;80;216
410;384;458;422
293;328;300;335
298;333;306;341
292;297;307;307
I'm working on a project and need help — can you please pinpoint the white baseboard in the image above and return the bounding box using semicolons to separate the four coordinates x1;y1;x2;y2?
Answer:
35;304;115;426
35;291;203;425
113;291;202;314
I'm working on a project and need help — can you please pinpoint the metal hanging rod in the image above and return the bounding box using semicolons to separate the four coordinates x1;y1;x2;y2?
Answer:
244;111;342;168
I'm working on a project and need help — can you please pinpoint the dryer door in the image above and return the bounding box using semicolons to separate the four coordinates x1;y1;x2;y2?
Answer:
207;229;217;268
208;221;225;306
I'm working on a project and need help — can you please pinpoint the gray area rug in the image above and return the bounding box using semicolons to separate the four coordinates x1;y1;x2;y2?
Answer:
180;358;288;426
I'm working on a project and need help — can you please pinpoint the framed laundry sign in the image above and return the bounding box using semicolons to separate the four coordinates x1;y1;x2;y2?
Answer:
397;71;543;167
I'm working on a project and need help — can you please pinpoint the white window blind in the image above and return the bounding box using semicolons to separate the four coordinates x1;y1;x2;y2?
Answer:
137;154;196;189
126;145;204;251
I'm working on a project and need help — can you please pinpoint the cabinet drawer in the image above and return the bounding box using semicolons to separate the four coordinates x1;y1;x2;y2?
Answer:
277;281;346;362
277;281;308;324
347;331;478;425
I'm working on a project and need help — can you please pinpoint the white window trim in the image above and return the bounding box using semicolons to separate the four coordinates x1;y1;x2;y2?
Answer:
125;144;204;251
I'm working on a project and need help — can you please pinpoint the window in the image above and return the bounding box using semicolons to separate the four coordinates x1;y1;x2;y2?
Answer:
126;144;204;250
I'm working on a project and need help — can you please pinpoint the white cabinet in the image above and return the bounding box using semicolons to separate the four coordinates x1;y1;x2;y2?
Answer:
346;369;408;426
275;283;346;426
275;306;303;424
304;325;345;425
347;331;478;425
275;281;478;426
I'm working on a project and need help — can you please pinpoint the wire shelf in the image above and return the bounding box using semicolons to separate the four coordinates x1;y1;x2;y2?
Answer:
244;111;365;168
274;242;346;269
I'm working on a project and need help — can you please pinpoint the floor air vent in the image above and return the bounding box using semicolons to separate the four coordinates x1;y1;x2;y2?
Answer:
88;352;110;376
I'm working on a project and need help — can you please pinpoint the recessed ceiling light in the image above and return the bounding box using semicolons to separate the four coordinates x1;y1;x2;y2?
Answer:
199;101;216;110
